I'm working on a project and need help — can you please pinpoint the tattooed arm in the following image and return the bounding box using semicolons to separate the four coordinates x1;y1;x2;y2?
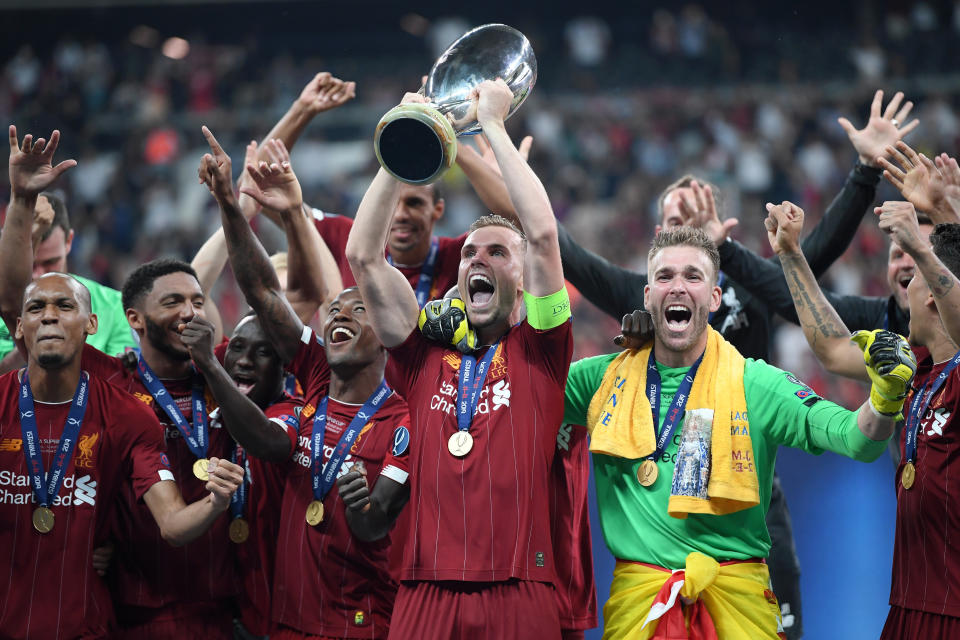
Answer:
765;201;871;382
877;202;960;346
197;127;304;363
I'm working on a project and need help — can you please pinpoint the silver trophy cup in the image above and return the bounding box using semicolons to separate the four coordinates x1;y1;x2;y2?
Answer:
374;23;537;185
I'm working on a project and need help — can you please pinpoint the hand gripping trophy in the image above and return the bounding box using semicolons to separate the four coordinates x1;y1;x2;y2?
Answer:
374;23;537;185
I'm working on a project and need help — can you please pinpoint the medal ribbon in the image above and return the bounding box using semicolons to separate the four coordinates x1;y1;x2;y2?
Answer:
388;237;439;308
645;348;705;461
136;356;208;460
18;370;91;508
311;380;391;502
230;444;249;520
456;340;501;434
904;348;960;463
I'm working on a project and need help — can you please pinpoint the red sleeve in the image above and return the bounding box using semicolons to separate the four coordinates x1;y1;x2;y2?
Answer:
80;343;129;385
119;395;174;499
310;209;356;287
385;329;432;399
286;326;331;397
375;399;412;486
264;397;304;459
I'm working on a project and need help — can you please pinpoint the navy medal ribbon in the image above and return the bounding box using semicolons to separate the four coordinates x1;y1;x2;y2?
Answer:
137;356;208;460
456;340;501;435
311;380;391;502
646;347;705;461
18;370;91;509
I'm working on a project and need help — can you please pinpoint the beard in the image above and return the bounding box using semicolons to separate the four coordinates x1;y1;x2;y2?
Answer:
37;352;68;368
650;302;710;354
144;315;191;361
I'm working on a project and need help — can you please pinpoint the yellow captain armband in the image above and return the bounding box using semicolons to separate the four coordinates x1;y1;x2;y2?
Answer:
523;287;571;331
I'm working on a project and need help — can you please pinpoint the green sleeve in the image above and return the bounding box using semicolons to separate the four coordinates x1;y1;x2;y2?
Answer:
564;353;617;426
0;323;13;360
73;275;137;357
744;358;888;463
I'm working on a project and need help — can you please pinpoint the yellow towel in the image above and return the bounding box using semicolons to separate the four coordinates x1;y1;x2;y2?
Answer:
602;553;784;640
586;327;758;517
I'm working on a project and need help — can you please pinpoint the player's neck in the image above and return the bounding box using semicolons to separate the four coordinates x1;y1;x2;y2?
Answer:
139;342;193;379
926;329;959;364
388;238;431;268
329;363;385;405
25;360;82;403
653;333;708;369
476;319;511;348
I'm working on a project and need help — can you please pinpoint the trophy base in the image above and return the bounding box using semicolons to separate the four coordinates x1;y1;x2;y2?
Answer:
374;103;458;185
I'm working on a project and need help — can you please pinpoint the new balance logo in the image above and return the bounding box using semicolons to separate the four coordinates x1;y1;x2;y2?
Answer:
492;380;511;410
73;475;97;506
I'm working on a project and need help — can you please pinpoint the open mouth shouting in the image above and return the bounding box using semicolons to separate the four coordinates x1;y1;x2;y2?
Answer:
231;373;257;396
328;324;357;347
468;273;495;308
664;304;693;332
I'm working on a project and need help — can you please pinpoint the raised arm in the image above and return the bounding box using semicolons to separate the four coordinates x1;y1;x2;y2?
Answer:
198;126;303;362
345;165;418;347
765;201;870;382
454;133;532;228
876;201;960;345
180;316;292;462
0;126;76;337
142;456;244;546
477;80;564;296
255;72;357;227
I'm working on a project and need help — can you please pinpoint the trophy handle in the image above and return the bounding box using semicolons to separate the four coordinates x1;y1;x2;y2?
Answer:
374;103;458;185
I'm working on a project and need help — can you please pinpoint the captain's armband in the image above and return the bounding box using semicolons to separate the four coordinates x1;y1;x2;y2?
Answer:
523;287;571;331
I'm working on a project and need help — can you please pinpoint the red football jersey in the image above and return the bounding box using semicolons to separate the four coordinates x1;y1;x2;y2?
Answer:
232;397;303;637
79;344;237;617
386;320;573;583
272;328;412;638
890;352;960;616
550;423;598;631
0;370;171;639
311;209;467;300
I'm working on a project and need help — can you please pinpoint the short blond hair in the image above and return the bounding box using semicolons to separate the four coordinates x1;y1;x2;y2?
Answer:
647;226;720;283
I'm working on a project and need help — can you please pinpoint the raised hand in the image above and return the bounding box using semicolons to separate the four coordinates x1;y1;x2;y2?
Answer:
874;201;927;257
204;457;245;512
296;72;357;115
837;90;919;168
878;141;959;223
236;140;263;221
239;138;303;215
764;201;805;255
8;126;77;198
198;126;235;203
474;79;514;128
678;180;738;246
31;195;55;249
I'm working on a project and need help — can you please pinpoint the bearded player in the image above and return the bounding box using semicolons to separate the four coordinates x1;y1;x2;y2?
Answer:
345;79;573;638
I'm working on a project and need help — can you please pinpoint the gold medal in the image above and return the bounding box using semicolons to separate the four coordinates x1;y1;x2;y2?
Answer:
32;506;55;534
305;500;324;526
448;431;474;457
901;461;916;490
193;458;210;481
637;459;659;487
229;518;250;544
